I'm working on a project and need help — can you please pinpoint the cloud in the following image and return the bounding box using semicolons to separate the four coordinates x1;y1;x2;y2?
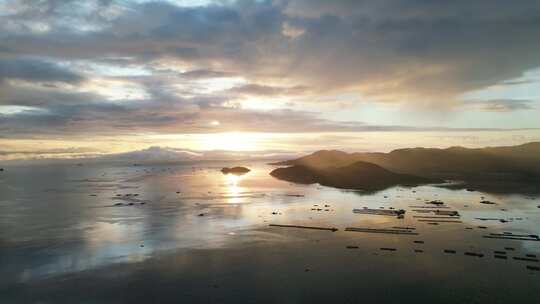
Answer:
225;84;309;96
0;58;84;84
0;147;99;156
467;99;537;112
2;0;539;105
1;0;540;146
179;69;235;79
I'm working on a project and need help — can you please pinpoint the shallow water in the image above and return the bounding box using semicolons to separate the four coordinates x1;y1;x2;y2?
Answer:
1;161;539;303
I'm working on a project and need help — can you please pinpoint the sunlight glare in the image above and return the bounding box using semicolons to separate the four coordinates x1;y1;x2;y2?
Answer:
224;173;245;204
200;132;260;151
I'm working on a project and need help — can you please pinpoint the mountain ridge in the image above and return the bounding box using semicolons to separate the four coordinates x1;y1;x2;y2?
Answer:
271;142;540;188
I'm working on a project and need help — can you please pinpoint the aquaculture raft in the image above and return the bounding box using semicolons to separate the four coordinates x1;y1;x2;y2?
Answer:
269;224;338;232
353;208;405;216
345;227;419;235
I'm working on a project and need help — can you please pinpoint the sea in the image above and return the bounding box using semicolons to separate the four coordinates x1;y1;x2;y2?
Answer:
1;161;539;303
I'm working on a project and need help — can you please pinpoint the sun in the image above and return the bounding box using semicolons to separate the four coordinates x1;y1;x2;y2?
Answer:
199;132;260;151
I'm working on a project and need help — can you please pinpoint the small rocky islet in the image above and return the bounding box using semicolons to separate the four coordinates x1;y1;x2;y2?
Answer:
220;166;251;175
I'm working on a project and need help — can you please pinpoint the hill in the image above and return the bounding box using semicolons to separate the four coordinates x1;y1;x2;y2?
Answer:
272;142;540;182
270;161;440;191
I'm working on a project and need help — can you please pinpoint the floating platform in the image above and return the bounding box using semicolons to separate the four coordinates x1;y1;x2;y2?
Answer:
269;224;338;232
353;208;405;216
345;227;418;235
413;216;461;219
417;219;462;223
483;235;540;241
485;233;539;240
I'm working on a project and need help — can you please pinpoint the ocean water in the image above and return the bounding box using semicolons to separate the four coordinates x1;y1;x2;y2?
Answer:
1;161;539;303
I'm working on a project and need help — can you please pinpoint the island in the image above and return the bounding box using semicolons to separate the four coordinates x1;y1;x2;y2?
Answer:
221;166;251;175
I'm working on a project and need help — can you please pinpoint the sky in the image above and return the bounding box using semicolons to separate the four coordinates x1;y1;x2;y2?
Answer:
1;0;540;160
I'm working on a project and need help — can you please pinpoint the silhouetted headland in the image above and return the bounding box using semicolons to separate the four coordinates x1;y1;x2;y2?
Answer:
271;142;540;193
221;166;251;175
270;161;441;191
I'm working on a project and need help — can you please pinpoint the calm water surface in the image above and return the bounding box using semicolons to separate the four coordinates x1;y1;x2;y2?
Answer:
1;161;539;303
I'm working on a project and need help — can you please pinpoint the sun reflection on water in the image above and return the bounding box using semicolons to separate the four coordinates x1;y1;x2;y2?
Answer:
224;173;246;203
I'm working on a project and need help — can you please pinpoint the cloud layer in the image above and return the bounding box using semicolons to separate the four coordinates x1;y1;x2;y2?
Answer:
1;0;539;141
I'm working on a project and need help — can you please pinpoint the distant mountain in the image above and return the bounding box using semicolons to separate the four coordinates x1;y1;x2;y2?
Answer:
0;146;298;166
272;142;540;182
104;146;203;163
270;161;440;191
103;147;297;164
